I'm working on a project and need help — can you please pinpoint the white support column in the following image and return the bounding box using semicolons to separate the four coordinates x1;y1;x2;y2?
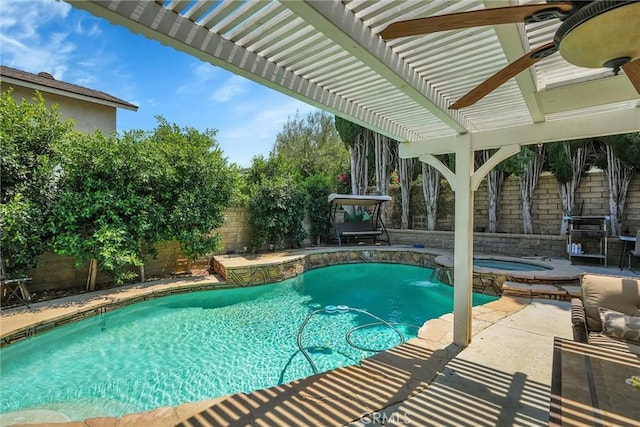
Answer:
453;135;474;346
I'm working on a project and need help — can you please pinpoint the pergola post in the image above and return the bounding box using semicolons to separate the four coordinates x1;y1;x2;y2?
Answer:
453;135;474;346
419;141;520;346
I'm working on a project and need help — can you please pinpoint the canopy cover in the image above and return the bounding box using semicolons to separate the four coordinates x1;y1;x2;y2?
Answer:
328;193;392;206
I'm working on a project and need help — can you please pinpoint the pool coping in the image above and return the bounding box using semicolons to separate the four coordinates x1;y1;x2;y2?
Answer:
0;276;231;347
434;253;580;281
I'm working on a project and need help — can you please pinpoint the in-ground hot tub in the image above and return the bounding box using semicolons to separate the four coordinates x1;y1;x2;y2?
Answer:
472;258;552;272
433;254;578;296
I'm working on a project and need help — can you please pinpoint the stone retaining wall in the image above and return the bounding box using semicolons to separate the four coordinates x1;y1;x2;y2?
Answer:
214;248;582;300
214;248;441;286
387;229;629;266
215;248;564;298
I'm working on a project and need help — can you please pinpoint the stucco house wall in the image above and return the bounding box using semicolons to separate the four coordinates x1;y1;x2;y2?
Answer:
0;66;137;135
2;83;117;134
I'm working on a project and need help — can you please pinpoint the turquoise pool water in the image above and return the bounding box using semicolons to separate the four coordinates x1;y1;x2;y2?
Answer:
0;263;496;421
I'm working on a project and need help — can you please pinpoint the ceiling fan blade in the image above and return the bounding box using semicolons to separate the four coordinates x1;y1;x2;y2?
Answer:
622;59;640;94
450;42;556;110
380;3;575;39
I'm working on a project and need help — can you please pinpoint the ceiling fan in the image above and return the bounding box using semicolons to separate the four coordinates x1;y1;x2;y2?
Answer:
380;1;640;110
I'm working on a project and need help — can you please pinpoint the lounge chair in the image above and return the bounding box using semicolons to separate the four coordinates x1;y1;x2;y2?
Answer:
571;273;640;355
328;193;391;246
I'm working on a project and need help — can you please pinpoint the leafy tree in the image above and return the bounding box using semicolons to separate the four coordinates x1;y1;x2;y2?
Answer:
334;115;361;151
475;150;507;233
50;131;155;286
248;178;308;251
0;90;73;277
272;111;349;180
547;139;594;235
335;116;368;195
143;117;236;261
593;132;640;235
303;175;332;244
372;134;394;194
373;134;397;220
51;117;235;287
419;154;454;231
397;157;416;229
244;154;293;191
421;163;441;231
244;153;308;251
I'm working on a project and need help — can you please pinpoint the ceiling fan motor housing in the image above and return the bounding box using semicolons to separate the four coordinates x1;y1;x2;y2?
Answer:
554;0;640;71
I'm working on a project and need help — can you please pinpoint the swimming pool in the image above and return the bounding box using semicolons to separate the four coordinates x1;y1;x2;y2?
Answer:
0;263;496;422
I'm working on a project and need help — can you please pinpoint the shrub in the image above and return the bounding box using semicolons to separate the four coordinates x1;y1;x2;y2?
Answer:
0;90;73;276
248;179;308;251
304;175;332;244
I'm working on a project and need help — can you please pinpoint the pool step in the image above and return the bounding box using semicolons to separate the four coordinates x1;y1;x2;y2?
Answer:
502;281;581;301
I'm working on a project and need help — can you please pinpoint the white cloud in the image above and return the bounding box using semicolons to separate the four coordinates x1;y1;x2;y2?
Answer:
216;96;318;166
0;0;74;76
74;73;96;86
52;64;68;80
193;61;216;79
75;19;102;37
176;61;218;95
212;75;250;103
176;62;249;103
0;0;70;40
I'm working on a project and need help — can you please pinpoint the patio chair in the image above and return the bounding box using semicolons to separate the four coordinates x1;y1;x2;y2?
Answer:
571;274;640;355
0;256;32;310
0;278;32;310
627;230;640;271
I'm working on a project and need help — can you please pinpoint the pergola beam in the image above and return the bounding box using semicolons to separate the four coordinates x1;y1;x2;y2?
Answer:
486;0;545;122
537;75;637;114
399;108;640;158
471;144;520;192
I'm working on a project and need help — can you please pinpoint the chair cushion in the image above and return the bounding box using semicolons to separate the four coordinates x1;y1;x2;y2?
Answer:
581;274;640;331
598;307;640;343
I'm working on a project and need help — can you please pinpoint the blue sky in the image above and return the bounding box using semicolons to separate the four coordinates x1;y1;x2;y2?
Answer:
0;0;318;167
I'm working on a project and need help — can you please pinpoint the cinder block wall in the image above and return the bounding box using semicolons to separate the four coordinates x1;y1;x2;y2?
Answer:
19;171;640;292
392;171;640;235
216;208;251;253
26;208;252;292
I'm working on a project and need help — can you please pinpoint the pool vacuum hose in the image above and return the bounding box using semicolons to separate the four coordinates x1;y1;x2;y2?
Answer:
296;305;412;374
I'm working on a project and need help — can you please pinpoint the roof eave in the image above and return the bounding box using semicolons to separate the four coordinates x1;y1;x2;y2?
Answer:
1;76;139;111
